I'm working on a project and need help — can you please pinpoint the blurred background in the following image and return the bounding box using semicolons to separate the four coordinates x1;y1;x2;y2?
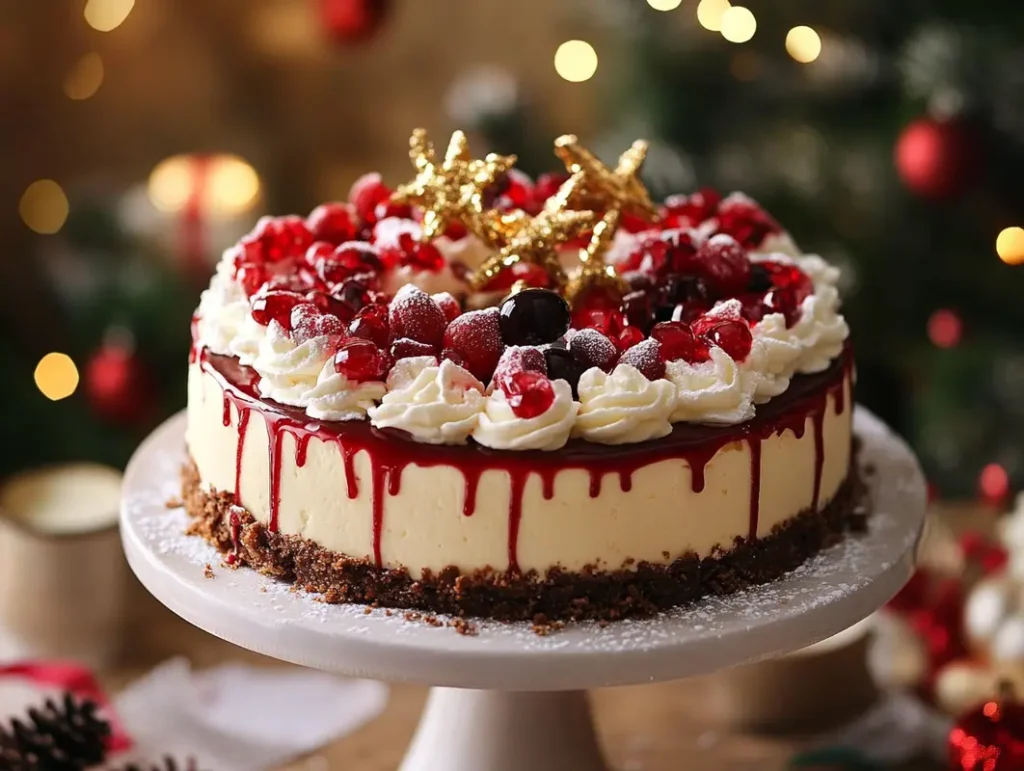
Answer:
3;0;1024;502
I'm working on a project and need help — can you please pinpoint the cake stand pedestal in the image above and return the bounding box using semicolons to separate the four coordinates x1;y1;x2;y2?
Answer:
121;408;925;771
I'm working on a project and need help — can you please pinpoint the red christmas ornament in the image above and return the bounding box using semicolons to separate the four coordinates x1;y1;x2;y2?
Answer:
894;118;977;199
84;342;152;425
318;0;390;44
950;687;1024;770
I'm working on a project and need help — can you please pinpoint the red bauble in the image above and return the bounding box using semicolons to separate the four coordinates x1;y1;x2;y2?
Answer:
950;691;1024;770
84;344;151;425
319;0;390;44
894;118;977;199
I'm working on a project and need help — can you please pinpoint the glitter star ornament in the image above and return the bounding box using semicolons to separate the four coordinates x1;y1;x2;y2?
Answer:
469;173;597;291
554;134;657;221
392;128;517;242
565;209;629;305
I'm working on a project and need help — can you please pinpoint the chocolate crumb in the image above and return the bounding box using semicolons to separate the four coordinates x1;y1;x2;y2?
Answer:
203;564;215;579
363;607;372;615
166;497;183;509
450;618;479;636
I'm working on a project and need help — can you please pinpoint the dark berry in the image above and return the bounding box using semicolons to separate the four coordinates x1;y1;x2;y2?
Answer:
568;328;618;372
492;346;547;391
330;278;374;314
333;339;389;382
694;234;751;296
544;347;584;397
443;307;504;381
307;203;357;244
617;339;665;380
748;263;773;293
432;292;461;323
305;290;356;322
390;338;438;360
623;271;655;293
662;229;702;275
499;288;571;346
250;290;304;329
500;370;555;419
389;285;447;347
533;172;569;204
348;304;390;347
621;290;654;331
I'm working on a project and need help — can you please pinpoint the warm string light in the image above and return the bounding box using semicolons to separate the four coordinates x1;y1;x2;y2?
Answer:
64;53;104;100
34;353;79;401
20;180;69;234
720;6;756;43
646;0;683;10
84;0;135;32
554;40;598;83
786;26;822;63
696;0;731;32
997;226;1024;265
148;154;261;216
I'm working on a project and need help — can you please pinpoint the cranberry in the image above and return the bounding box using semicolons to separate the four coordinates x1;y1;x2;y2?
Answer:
250;215;313;263
663;230;703;275
250;290;305;329
374;199;412;222
661;188;721;229
348;304;390;347
349;173;393;226
651;321;709;364
694;234;751;296
625;237;668;274
303;290;353;322
307;203;357;244
568;328;618;372
543;347;584;397
616;326;645;351
715;195;782;249
747;263;773;293
532;172;569;206
390;338;438;360
315;242;382;285
762;286;802;327
617;339;666;380
762;261;813;303
401;240;445;273
443;307;504;381
303;241;336;267
623;271;655;293
443;220;468;241
622;290;654;331
432;292;461;323
236;263;268;296
500;370;555;419
441;347;465;367
330;278;374;314
333;339;389;382
481;261;554;292
492;169;534;211
492;346;547;390
499;288;571;347
389;285;448;346
291;305;347;345
703;319;753;361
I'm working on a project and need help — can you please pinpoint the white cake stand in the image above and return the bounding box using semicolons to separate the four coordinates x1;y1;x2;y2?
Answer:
121;408;925;771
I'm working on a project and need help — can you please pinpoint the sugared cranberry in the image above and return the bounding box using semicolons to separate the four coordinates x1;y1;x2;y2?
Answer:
568;328;618;372
616;326;645;351
544;347;583;397
307;203;357;244
315;242;382;285
305;290;356;322
715;194;782;249
492;346;547;390
291;304;347;345
532;172;569;205
694;234;751;296
443;307;504;381
390;338;438;360
389;285;447;347
617;339;665;380
236;263;268;296
652;321;707;363
249;215;313;263
500;370;555;419
660;187;721;229
499;288;571;347
432;292;461;323
333;339;389;382
374;199;412;222
703;319;753;361
349;173;393;226
401;240;445;273
348;304;390;347
662;229;702;275
251;290;305;329
303;241;335;266
762;286;802;327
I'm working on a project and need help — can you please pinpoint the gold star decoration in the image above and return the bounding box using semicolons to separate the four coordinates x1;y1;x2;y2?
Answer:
469;173;597;291
392;128;517;242
553;134;657;222
565;209;629;306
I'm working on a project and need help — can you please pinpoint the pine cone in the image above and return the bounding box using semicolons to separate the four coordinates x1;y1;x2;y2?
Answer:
0;693;110;770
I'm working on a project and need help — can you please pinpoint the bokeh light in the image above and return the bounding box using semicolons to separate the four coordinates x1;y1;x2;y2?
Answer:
927;309;962;348
554;40;598;83
979;462;1010;503
19;180;69;234
84;0;135;32
148;155;261;216
696;0;731;32
647;0;683;10
996;226;1024;265
720;6;756;43
786;26;822;63
34;353;79;401
64;53;104;100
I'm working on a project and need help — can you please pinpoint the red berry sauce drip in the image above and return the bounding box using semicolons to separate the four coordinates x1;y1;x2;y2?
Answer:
228;510;241;565
200;344;852;575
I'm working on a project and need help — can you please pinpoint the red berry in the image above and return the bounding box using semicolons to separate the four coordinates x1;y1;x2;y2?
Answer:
702;319;753;361
714;194;782;249
330;278;374;314
307;203;357;244
621;290;654;331
762;285;802;327
762;261;813;303
443;220;468;241
492;345;548;390
481;261;553;292
662;229;702;275
533;172;569;204
389;285;448;347
621;212;654;233
571;307;626;339
442;307;504;381
374;199;412;222
251;215;313;262
495;169;534;211
401;240;445;273
661;188;721;229
617;339;666;380
303;241;335;267
440;347;465;367
333;339;389;382
390;337;438;360
250;290;305;329
236;263;268;296
616;326;645;351
568;328;618;372
694;234;751;296
500;370;555;419
349;173;392;226
348;304;390;347
432;292;461;323
305;290;356;322
651;321;708;364
291;304;347;346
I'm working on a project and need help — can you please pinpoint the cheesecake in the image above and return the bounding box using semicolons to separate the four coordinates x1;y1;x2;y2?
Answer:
183;137;861;622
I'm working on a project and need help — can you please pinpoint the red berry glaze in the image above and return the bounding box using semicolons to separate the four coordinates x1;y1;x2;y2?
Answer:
702;319;753;361
348;304;391;348
389;285;447;347
250;290;305;329
492;346;548;390
333;339;389;382
442;307;504;381
501;370;555;419
695;234;751;296
651;321;708;363
306;203;357;244
616;326;645;351
390;338;438;360
660;187;721;229
349;173;393;226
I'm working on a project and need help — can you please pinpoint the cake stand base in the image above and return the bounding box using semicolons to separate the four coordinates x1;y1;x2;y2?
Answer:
402;689;606;771
121;407;925;771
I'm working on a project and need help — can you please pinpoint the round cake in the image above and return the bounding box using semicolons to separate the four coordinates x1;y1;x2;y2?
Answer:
184;130;861;623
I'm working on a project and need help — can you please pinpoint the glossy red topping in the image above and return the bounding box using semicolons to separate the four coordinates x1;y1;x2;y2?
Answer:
390;338;439;360
492;346;547;390
695;234;751;296
348;304;391;348
250;290;305;329
651;321;708;364
349;173;393;227
307;203;358;244
500;370;555;419
333;339;390;382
